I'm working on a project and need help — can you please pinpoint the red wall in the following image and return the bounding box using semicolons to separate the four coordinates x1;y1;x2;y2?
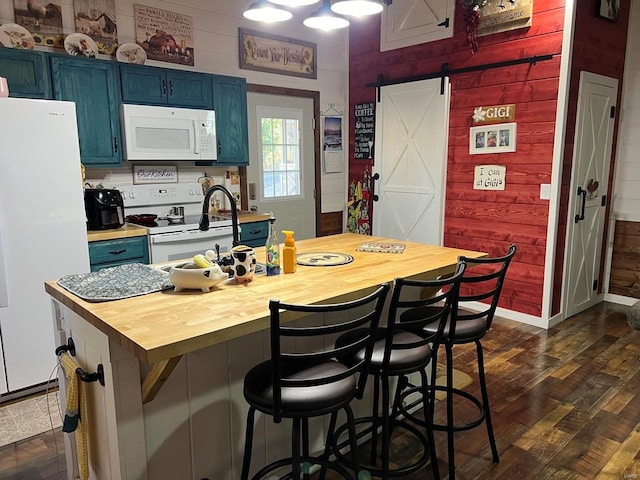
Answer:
349;0;566;317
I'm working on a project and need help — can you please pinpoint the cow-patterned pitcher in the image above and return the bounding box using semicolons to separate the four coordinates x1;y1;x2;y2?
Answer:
230;245;256;284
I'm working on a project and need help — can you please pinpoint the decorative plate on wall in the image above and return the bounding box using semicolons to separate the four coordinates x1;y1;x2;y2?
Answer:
116;43;147;64
0;23;35;50
64;33;98;58
296;252;354;267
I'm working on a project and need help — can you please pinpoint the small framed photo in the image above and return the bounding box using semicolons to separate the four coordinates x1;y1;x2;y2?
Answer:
470;122;517;155
596;0;620;22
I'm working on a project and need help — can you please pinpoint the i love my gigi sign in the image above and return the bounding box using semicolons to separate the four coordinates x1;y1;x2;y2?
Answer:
472;104;516;125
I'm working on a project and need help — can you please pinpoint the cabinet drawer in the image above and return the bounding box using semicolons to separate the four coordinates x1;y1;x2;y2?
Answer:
89;237;148;266
240;221;269;244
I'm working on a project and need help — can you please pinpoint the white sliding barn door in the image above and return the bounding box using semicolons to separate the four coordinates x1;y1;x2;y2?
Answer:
372;78;450;245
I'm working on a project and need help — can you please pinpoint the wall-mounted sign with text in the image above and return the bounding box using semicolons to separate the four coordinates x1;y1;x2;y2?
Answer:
354;102;375;160
472;104;516;125
478;0;533;37
474;165;506;191
133;165;178;184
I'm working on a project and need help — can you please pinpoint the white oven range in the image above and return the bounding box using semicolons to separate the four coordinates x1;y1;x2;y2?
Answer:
113;183;238;263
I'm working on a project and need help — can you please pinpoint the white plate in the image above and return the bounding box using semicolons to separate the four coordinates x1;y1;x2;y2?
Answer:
0;23;35;50
116;43;147;65
64;33;98;58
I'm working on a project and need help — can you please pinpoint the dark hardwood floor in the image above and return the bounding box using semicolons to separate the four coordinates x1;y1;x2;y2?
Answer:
2;302;638;479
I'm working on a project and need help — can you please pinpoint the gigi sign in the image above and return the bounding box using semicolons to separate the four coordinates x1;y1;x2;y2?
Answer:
472;104;516;125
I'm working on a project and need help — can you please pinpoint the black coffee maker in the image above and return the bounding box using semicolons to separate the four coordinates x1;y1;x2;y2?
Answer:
84;189;125;230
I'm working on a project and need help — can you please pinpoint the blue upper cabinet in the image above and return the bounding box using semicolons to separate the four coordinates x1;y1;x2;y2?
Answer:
50;55;122;167
0;49;51;99
120;64;212;109
211;74;249;166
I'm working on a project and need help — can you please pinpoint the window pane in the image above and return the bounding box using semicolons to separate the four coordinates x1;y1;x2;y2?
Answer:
259;111;302;201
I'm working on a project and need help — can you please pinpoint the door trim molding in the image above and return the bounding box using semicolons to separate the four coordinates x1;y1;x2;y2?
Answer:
246;84;321;237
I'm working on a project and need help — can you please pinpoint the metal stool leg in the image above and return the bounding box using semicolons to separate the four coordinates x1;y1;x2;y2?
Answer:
420;368;440;479
445;343;455;480
241;407;256;480
476;340;499;463
344;404;362;478
292;417;301;480
318;411;338;480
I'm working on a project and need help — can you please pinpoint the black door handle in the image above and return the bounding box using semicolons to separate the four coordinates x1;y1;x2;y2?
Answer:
371;172;379;202
574;186;586;223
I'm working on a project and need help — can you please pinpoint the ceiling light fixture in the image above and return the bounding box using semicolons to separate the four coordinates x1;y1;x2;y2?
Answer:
243;0;293;22
303;0;350;30
268;0;320;6
331;0;384;17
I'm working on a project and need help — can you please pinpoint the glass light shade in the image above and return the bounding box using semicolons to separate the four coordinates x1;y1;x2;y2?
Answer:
268;0;320;6
331;0;384;17
303;14;350;30
243;1;293;22
303;0;350;30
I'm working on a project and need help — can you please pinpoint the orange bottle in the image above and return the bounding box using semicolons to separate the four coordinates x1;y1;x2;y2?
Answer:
281;230;296;274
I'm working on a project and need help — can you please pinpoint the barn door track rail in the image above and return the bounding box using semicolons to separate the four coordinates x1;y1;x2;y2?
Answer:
368;53;560;99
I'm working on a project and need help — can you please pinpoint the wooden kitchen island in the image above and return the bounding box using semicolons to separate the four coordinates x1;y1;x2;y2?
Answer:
45;233;485;480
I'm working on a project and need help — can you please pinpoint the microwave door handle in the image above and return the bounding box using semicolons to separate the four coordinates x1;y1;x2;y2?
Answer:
193;120;200;154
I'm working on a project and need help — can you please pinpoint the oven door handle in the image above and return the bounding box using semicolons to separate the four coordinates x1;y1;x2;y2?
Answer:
150;227;235;244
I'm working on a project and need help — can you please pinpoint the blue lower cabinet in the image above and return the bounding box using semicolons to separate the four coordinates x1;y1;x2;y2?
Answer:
89;236;149;272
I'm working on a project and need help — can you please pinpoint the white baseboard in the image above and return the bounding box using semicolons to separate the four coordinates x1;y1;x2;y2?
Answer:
604;293;639;306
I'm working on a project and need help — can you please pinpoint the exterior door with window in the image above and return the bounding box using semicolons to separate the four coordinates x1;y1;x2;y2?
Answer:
246;93;316;240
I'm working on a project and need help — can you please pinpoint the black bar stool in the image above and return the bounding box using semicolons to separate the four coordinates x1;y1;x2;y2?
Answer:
399;244;516;479
240;283;390;480
331;262;467;479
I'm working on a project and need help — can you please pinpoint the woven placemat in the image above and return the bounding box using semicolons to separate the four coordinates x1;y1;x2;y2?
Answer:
58;263;173;302
356;242;406;254
296;252;354;266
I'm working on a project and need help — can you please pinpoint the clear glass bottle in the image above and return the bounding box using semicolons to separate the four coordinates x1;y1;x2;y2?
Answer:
265;215;280;276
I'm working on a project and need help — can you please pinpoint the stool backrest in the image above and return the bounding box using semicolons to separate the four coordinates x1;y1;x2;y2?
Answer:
389;261;466;370
268;283;390;420
456;244;516;331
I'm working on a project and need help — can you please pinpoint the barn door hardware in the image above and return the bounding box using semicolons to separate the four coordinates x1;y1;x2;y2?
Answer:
367;53;558;94
372;172;380;202
574;186;587;223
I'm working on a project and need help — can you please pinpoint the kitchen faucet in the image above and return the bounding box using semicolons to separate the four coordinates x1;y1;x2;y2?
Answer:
199;185;240;247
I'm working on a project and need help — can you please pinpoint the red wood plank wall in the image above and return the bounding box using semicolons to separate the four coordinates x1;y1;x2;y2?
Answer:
550;0;631;315
349;0;566;317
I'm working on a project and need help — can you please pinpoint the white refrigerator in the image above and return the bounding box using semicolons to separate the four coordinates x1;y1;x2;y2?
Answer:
0;97;90;394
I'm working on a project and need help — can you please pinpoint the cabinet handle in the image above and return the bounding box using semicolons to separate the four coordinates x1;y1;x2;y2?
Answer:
108;249;127;255
250;229;261;235
217;140;221;155
113;137;118;153
162;80;167;96
169;80;173;96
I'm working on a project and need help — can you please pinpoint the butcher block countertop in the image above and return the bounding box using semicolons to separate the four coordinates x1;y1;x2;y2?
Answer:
46;233;486;366
87;224;148;242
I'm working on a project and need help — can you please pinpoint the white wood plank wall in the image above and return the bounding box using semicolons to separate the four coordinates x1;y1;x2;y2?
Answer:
0;0;349;213
614;0;640;222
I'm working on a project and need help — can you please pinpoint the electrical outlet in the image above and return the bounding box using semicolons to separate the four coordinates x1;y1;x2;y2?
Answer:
540;183;551;200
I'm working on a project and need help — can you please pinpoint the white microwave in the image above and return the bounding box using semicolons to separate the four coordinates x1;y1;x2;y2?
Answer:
120;104;217;161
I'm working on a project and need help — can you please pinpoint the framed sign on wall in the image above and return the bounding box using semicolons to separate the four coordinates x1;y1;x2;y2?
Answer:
238;28;316;79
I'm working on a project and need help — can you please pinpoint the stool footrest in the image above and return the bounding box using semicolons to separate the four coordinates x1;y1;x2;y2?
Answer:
249;455;352;480
331;416;432;478
400;384;486;433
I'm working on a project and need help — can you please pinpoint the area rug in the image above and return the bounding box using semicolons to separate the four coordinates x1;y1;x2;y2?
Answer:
434;366;472;400
0;392;62;448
